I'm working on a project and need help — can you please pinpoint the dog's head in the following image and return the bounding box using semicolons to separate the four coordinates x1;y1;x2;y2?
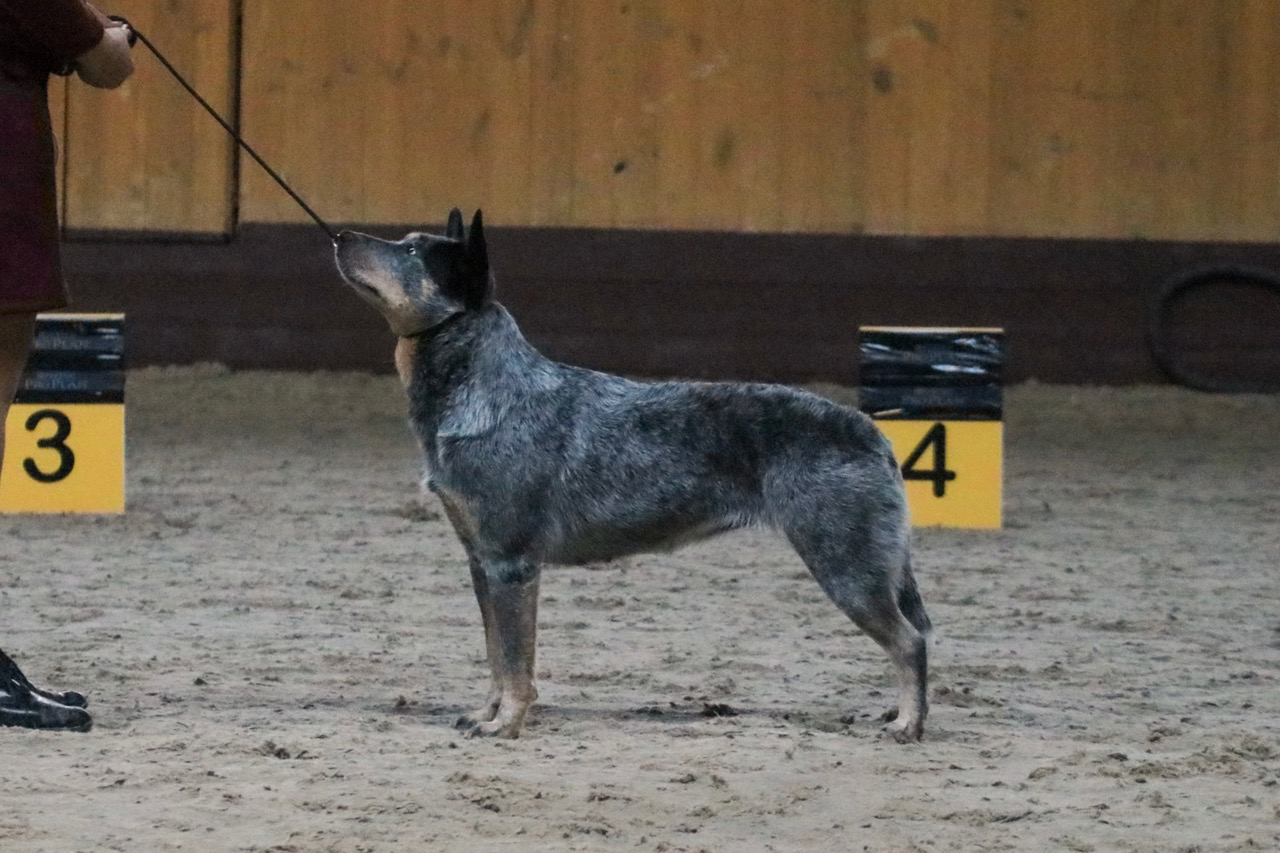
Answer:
333;208;491;337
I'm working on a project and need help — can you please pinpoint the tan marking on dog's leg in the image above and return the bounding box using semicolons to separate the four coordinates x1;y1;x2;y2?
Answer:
464;568;540;739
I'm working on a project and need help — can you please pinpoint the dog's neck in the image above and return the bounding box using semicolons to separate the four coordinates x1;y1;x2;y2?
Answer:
397;302;562;438
395;310;469;385
398;308;468;343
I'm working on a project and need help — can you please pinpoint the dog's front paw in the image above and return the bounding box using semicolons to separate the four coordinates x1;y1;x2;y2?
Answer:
880;716;923;744
455;705;499;730
462;719;521;739
456;691;502;729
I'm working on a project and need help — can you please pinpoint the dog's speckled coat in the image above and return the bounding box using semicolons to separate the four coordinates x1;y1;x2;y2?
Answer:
334;209;931;741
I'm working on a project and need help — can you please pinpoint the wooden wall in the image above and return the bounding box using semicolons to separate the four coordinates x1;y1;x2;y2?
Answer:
55;0;1280;241
54;0;235;234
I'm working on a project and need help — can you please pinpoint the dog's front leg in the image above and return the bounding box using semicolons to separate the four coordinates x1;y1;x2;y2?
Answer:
461;555;541;739
455;551;504;729
436;493;506;729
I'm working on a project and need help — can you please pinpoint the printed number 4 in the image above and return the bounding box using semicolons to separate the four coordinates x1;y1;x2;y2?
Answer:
23;409;76;484
901;422;956;498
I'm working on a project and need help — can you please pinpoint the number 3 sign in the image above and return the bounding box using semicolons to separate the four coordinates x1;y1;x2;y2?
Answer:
0;315;125;514
860;327;1004;529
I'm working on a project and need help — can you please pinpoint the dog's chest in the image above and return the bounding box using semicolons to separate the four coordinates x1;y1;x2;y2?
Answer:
394;337;418;386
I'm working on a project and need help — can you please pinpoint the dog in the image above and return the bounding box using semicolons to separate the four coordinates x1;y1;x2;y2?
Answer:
333;209;932;742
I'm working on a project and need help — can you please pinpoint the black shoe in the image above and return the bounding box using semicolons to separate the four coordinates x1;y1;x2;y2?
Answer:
0;648;88;709
29;686;88;709
0;685;93;732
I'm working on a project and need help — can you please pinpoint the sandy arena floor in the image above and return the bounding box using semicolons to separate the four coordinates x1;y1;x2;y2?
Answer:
2;367;1278;852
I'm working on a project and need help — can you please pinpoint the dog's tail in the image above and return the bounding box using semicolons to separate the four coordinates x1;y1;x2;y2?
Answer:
897;558;933;640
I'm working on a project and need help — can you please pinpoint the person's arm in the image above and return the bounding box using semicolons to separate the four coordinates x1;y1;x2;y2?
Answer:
0;0;104;64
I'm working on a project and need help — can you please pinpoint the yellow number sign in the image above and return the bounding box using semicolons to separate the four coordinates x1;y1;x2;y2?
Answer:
0;314;125;514
859;326;1004;529
1;403;125;513
876;419;1003;529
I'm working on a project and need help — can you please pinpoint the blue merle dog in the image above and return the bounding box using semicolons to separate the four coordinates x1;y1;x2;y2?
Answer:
333;210;932;742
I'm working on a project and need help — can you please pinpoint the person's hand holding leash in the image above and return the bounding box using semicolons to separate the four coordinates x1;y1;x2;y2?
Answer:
73;9;134;88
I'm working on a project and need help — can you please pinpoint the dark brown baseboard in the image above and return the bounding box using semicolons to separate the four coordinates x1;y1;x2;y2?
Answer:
61;224;1280;386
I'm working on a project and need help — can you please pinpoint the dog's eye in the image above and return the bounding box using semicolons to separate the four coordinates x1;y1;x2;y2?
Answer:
406;245;418;256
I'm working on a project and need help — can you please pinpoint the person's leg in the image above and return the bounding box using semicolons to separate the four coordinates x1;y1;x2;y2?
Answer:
0;312;37;480
0;313;92;731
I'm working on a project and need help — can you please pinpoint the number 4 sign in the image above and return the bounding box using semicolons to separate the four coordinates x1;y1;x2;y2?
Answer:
874;419;1002;528
0;314;125;514
859;327;1004;529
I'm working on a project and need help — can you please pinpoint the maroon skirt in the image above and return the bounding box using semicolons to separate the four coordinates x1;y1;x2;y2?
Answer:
0;70;70;315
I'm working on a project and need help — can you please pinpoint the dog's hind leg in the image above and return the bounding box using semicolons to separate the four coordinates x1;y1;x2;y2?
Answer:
871;556;932;741
777;488;929;742
461;555;541;739
811;552;928;743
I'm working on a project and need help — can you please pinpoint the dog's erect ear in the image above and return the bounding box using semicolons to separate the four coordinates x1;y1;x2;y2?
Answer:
457;208;491;308
445;207;465;241
466;209;487;274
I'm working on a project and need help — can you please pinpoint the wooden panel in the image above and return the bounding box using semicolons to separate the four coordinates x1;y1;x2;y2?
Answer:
646;1;706;228
779;1;866;233
241;1;483;225
864;1;994;234
990;0;1280;241
990;0;1111;238
526;0;576;225
58;0;1279;242
1221;0;1280;239
565;0;627;226
239;0;872;232
62;0;235;234
1170;0;1280;241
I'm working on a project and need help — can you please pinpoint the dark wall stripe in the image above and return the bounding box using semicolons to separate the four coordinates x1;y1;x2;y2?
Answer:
61;225;1280;386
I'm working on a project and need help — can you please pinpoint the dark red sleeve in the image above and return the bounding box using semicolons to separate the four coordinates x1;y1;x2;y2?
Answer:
0;0;105;64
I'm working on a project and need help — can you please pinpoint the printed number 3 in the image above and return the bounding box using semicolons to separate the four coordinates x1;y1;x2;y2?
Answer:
23;409;76;484
901;422;956;498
